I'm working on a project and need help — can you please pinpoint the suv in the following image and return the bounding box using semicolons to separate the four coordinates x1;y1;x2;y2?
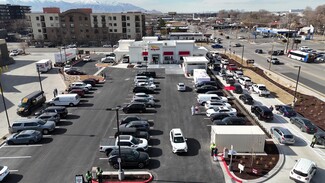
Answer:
210;113;231;122
133;86;155;94
289;158;317;183
119;121;150;131
169;128;188;153
239;94;254;105
131;97;155;107
213;116;246;125
120;116;148;125
251;105;273;121
122;103;146;113
10;118;56;135
115;127;150;140
108;149;150;169
290;117;318;134
270;126;295;144
35;106;68;119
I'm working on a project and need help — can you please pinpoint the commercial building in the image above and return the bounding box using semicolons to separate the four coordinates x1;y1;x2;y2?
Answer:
114;36;208;64
27;8;145;46
0;4;31;33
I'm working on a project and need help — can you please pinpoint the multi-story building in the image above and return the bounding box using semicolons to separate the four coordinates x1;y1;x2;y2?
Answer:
0;4;31;32
27;8;146;46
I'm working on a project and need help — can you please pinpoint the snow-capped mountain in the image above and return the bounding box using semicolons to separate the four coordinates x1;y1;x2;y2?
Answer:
0;0;160;13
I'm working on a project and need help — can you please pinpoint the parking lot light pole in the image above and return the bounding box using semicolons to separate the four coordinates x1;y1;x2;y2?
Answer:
268;45;274;70
0;81;10;128
293;66;301;107
241;45;244;65
106;106;124;181
36;67;44;92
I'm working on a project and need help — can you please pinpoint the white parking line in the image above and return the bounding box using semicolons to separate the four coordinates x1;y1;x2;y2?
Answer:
119;113;155;116
0;156;32;159
204;118;210;120
99;158;109;160
10;170;19;172
3;144;42;148
108;136;115;138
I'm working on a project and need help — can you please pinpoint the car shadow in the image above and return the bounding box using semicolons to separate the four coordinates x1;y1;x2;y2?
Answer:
65;114;80;120
147;147;162;157
178;138;200;156
51;128;67;135
153;99;160;102
154;88;161;91
2;173;23;182
184;87;193;92
148;121;154;127
147;159;160;170
82;95;94;98
149;129;163;136
38;137;53;144
276;145;297;156
58;121;73;126
293;136;308;147
148;138;160;146
144;109;157;113
155;76;165;79
153;81;160;84
77;103;94;107
80;99;89;103
87;91;95;94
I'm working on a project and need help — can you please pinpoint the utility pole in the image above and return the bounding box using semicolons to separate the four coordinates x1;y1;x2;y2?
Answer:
269;45;274;70
285;14;291;53
241;45;245;65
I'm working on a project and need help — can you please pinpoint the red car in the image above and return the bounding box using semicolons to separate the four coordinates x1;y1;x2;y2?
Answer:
68;89;85;97
227;64;237;71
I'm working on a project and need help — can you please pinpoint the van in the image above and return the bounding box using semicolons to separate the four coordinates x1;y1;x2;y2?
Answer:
290;158;317;183
197;94;227;105
17;91;46;116
36;59;52;72
48;94;80;106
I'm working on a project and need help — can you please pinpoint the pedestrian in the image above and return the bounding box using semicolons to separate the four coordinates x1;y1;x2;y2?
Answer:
310;136;317;148
96;167;103;183
191;105;195;116
195;105;199;114
85;170;92;183
210;143;216;156
269;105;274;112
54;88;58;97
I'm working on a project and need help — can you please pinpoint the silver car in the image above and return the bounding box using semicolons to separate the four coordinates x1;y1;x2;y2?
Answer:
36;112;60;124
6;130;43;145
131;97;155;107
10;118;56;135
133;93;154;100
270;126;295;144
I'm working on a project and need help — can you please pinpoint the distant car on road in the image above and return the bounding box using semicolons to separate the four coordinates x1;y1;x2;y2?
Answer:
211;44;223;49
6;130;43;145
255;49;263;54
267;57;280;64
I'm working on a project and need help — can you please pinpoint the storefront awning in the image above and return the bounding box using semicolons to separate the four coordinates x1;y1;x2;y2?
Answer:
163;51;173;56
142;52;148;56
179;51;190;56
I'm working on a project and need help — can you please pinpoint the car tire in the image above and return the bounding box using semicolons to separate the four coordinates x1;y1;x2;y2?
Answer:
43;129;49;135
29;140;35;144
138;162;145;168
300;127;304;132
113;163;119;169
7;141;14;145
69;103;74;107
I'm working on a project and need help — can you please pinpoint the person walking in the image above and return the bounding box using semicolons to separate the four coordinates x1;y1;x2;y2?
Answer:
310;136;317;148
269;105;274;112
210;143;216;156
85;170;92;183
191;105;195;116
96;167;103;183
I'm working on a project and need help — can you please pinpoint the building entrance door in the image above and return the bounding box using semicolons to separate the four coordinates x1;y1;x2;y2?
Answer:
152;54;160;64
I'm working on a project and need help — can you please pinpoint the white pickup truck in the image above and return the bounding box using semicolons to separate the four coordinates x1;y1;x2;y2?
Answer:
99;135;148;156
252;84;270;97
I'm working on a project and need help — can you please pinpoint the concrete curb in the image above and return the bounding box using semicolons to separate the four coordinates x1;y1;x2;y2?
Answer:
90;171;153;183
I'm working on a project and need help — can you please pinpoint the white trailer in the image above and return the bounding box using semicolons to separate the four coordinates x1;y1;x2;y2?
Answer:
193;69;210;84
36;59;52;72
54;48;77;67
211;126;266;153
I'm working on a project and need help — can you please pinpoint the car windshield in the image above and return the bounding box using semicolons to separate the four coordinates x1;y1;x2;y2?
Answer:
284;135;293;139
131;137;139;145
302;119;314;127
174;137;185;143
293;169;308;177
37;120;46;125
259;86;267;90
284;106;294;112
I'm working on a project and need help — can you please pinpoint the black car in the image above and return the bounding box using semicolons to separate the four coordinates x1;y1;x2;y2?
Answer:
137;71;156;78
108;149;150;169
119;121;150;131
65;70;87;75
313;132;325;146
276;50;284;55
210;113;231;122
213;116;246;125
82;79;96;87
290;117;318;134
233;83;243;94
122;103;146;113
133;86;155;94
35;106;68;118
239;94;254;105
195;81;218;88
268;50;278;56
115;127;150;140
255;49;263;54
120;116;147;125
195;85;218;93
251;105;273;121
205;90;224;96
226;77;236;85
275;105;297;117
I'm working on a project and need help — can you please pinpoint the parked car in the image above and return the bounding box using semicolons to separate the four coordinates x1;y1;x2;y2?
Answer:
276;50;284;55
0;165;9;181
133;93;154;101
36;112;60;124
70;82;92;90
108;149;150;169
205;101;232;110
290;117;318;134
131;97;155;107
213;116;246;125
119;121;150;132
133;86;155;94
169;128;188;153
268;50;278;56
82;56;92;62
122;103;146;113
289;158;317;183
233;83;243;94
101;57;115;63
136;82;156;90
313;132;325;146
177;83;186;91
275;105;297;117
66;88;85;97
115;127;150;140
206;106;237;117
65;70;87;75
251;105;273;121
195;85;219;93
205;90;224;96
239;94;254;105
6;130;43;145
267;57;280;64
9;118;55;135
211;44;223;49
35;106;68;119
209;113;231;122
255;49;263;54
120;116;148;125
270;126;295;145
137;71;156;78
82;79;96;87
195;81;217;88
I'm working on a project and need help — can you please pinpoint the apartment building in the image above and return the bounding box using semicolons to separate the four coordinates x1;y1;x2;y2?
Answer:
0;4;31;32
27;8;146;46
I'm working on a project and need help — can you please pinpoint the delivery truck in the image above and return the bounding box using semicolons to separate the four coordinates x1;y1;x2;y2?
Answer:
54;48;77;67
36;59;52;72
193;69;210;85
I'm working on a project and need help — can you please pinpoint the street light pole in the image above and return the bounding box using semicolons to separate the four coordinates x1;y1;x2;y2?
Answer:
106;106;124;181
0;81;10;128
37;67;44;92
241;45;245;65
293;66;301;107
269;45;274;70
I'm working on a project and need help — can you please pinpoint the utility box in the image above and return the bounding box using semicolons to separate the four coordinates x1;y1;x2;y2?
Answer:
211;126;266;153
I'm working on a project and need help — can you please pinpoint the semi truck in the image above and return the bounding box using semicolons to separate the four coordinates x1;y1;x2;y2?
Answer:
54;48;78;67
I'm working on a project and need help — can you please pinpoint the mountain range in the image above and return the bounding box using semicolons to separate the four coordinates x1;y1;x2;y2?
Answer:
0;0;162;13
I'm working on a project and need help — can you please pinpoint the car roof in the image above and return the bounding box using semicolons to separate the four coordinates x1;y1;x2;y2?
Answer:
294;158;316;173
171;128;183;136
242;93;252;98
272;126;292;134
15;118;43;123
19;130;38;135
129;120;148;125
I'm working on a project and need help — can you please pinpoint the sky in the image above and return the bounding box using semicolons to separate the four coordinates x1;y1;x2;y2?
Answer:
1;0;324;13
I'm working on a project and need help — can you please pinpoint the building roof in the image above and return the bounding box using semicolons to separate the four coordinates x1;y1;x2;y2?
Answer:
211;126;265;135
183;57;209;63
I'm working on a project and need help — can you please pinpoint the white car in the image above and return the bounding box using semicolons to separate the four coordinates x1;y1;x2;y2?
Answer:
0;165;9;181
206;106;237;117
83;56;92;62
9;51;18;56
70;82;92;90
289;158;317;183
170;128;188;153
238;76;252;86
133;93;154;100
234;70;243;79
204;101;232;110
177;83;186;91
221;59;229;65
63;65;77;72
136;82;156;90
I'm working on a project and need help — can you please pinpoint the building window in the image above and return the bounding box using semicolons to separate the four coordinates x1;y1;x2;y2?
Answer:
135;15;140;21
50;16;53;20
108;16;112;20
55;16;59;20
101;16;106;22
69;16;73;22
114;29;117;32
127;16;130;20
127;23;130;26
62;23;66;27
85;24;89;27
114;23;117;26
61;17;65;21
128;35;131;38
70;23;74;28
56;23;59;27
122;22;126;27
84;17;88;21
109;29;113;32
38;29;41;32
80;29;83;32
135;22;140;27
36;16;39;21
122;15;126;21
144;57;148;61
136;28;140;33
109;23;112;26
113;16;116;20
37;23;40;27
93;16;97;22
